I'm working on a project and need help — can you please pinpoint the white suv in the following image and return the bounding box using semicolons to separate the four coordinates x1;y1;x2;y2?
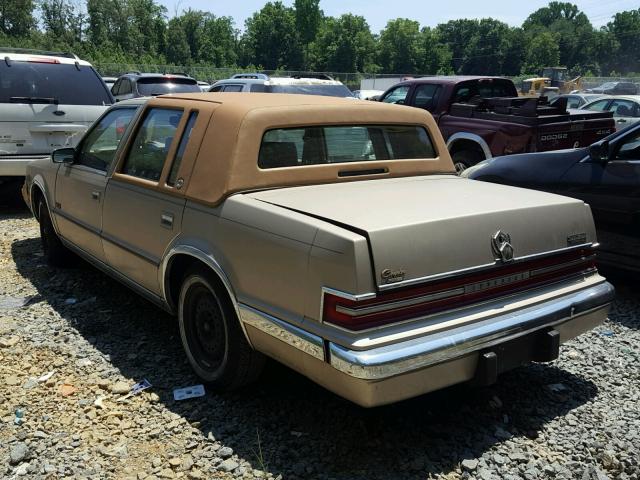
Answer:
0;49;113;196
208;73;355;98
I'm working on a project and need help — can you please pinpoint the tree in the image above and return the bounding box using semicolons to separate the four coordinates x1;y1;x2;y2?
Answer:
378;18;423;74
523;2;596;72
522;31;560;74
242;2;302;70
165;16;190;64
459;19;512;75
40;0;84;44
604;9;640;74
0;0;35;36
307;14;376;72
294;0;322;46
436;19;478;72
198;15;238;67
419;27;452;74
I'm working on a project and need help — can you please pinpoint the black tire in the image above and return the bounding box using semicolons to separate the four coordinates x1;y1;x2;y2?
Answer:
451;149;484;174
178;269;265;389
38;200;75;267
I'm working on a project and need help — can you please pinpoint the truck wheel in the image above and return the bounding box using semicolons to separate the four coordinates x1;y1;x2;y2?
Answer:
38;200;75;267
451;150;484;174
178;270;265;390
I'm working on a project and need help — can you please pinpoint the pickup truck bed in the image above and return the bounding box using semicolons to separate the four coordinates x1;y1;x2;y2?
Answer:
379;76;615;171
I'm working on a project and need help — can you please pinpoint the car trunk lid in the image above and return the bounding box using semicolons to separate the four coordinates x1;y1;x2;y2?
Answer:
247;175;596;291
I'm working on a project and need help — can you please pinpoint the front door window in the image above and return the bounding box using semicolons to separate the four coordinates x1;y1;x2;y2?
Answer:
76;107;137;171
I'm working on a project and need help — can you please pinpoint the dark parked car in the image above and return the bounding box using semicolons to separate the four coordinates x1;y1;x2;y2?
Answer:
111;72;201;102
585;81;638;95
463;123;640;271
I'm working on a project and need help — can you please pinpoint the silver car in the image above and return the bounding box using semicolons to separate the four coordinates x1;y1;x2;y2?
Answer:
24;93;614;407
0;48;113;195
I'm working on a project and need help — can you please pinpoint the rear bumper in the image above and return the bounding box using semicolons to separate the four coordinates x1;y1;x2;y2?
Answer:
0;155;49;176
242;279;614;407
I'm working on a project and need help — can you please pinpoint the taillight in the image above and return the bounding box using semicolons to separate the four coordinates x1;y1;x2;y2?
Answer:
323;248;596;331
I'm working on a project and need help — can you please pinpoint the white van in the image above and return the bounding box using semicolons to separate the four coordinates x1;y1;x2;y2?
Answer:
0;49;113;195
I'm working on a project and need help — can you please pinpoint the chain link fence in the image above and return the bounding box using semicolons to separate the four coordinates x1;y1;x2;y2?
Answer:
94;63;640;92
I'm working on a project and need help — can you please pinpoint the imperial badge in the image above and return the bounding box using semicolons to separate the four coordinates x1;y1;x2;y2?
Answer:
491;230;514;263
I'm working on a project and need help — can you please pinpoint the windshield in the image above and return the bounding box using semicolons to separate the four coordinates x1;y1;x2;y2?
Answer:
136;78;201;96
0;61;113;105
598;83;616;89
258;125;435;169
251;83;354;98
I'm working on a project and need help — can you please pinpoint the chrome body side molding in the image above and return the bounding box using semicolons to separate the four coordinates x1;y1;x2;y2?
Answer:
239;304;325;361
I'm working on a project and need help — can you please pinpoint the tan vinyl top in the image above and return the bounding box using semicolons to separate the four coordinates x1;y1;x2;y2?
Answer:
150;93;455;206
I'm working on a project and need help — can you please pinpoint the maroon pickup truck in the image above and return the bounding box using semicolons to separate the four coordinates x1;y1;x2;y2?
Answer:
379;76;615;172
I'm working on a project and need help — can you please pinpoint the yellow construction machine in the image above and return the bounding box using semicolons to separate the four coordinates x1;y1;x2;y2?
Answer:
520;67;582;97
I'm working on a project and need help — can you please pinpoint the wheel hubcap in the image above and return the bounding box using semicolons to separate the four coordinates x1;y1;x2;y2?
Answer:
185;284;226;372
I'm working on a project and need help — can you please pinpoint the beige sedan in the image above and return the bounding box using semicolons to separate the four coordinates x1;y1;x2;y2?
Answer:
23;93;614;406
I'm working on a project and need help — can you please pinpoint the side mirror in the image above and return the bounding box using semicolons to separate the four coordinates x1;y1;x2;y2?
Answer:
589;141;610;163
52;147;75;165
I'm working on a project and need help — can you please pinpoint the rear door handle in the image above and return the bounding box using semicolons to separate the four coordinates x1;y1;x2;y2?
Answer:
161;213;174;228
91;191;100;200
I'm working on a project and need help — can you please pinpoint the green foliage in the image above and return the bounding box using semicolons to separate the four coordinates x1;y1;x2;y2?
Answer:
307;14;377;72
378;18;423;73
0;0;35;36
522;31;560;74
0;1;637;77
243;2;302;70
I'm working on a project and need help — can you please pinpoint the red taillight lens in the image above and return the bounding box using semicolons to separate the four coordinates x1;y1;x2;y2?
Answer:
323;249;596;331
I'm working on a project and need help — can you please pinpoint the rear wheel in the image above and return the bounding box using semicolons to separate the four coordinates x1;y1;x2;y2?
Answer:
451;149;485;174
178;270;265;389
38;200;75;267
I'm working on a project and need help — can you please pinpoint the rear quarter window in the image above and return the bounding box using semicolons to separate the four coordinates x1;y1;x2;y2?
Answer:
258;125;436;169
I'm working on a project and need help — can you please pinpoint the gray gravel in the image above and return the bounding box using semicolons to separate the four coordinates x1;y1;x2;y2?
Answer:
1;208;639;480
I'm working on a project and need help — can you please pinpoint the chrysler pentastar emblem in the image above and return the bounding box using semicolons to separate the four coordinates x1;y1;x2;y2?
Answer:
492;230;514;263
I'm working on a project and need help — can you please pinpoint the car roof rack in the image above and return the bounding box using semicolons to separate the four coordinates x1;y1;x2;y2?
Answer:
290;72;335;81
125;70;142;75
231;73;270;80
0;47;79;60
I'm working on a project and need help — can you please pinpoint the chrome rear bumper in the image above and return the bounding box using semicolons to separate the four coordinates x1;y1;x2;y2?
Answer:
241;279;614;406
328;281;614;380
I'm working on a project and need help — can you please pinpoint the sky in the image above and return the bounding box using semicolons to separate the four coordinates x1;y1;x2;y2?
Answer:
156;0;639;32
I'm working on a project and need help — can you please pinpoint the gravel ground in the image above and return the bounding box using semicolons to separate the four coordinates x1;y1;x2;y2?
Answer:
0;207;638;480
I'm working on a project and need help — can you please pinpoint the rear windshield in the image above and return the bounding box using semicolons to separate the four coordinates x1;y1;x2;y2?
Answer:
453;79;518;102
258;125;435;169
136;78;201;96
0;61;113;105
250;83;354;98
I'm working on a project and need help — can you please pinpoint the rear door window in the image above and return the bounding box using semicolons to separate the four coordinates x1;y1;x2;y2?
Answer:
0;61;112;105
412;84;441;111
167;111;198;186
122;108;183;181
259;125;435;169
